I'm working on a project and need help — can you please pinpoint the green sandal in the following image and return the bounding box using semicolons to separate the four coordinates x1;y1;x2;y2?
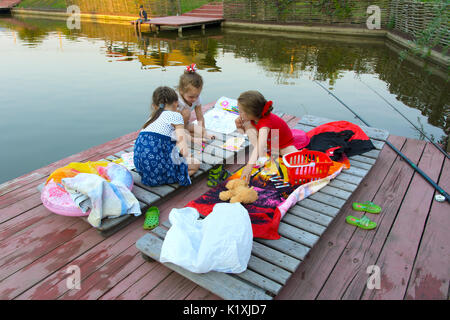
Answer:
352;201;381;214
346;215;377;230
208;164;232;187
143;206;159;230
207;165;223;187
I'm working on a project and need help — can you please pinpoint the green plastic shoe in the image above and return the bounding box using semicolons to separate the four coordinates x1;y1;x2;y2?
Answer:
143;206;159;230
346;215;377;230
207;164;224;187
352;201;381;214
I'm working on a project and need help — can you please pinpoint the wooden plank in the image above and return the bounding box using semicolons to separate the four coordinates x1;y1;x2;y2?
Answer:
349;158;373;170
247;255;292;285
136;233;272;300
0;217;89;283
308;192;347;209
130;185;161;205
319;185;352;201
328;179;358;193
344;165;369;178
296;199;340;218
0;192;42;225
287;205;333;227
184;286;221;300
335;172;363;186
275;135;406;300
251;241;300;273
234;268;282;296
14;218;148;300
142;271;197;300
255;236;310;261
282;213;327;236
361;142;444;300
350;155;376;165
405;157;450;300
316;138;426;300
64;249;147;300
98;259;160;300
0;227;102;299
278;222;319;247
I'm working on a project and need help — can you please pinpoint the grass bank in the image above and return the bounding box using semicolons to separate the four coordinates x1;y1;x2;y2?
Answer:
15;0;216;13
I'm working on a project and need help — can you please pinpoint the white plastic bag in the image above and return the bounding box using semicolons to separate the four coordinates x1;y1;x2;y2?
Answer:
159;203;253;274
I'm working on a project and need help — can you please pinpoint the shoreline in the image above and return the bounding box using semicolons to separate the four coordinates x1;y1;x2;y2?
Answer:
8;8;449;68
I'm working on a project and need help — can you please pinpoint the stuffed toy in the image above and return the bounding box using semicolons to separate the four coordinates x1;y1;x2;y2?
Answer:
219;179;258;204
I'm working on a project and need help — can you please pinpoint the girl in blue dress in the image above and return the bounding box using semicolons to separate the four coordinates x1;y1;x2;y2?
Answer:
134;86;200;187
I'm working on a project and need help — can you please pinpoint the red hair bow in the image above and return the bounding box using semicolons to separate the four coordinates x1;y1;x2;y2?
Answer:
186;63;197;73
261;100;272;117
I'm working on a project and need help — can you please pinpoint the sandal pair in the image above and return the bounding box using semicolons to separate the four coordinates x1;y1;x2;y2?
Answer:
207;164;231;187
346;201;381;230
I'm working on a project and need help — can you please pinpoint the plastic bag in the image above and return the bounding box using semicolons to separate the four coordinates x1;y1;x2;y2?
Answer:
159;203;253;274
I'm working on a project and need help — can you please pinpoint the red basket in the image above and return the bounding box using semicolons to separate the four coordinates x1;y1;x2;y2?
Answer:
282;150;333;185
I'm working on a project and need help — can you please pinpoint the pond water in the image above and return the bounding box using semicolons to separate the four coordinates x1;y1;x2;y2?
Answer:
0;14;448;184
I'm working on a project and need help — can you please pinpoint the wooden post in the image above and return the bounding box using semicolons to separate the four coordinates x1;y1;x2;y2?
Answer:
178;26;183;37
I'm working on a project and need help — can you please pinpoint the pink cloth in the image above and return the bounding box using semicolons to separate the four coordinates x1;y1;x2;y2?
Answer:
276;165;343;219
292;128;310;150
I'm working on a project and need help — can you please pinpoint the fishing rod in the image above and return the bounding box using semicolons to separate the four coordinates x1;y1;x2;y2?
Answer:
313;80;449;203
359;79;449;159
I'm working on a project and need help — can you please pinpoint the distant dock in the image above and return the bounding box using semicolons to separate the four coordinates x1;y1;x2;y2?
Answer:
131;2;224;35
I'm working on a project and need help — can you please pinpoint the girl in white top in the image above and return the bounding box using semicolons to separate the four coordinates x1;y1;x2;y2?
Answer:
177;64;215;143
134;86;200;187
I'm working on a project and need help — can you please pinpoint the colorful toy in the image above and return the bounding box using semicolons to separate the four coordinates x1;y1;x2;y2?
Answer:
41;161;133;217
219;179;258;204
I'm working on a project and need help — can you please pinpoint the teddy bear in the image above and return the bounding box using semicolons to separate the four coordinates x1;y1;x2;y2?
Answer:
219;179;258;204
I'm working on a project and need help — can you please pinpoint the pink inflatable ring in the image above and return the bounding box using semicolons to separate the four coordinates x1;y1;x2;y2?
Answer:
41;161;133;217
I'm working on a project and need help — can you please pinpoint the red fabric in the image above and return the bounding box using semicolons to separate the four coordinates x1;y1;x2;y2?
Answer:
251;113;294;150
306;121;370;141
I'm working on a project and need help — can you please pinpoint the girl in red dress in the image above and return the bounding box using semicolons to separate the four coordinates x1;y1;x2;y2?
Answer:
235;90;309;183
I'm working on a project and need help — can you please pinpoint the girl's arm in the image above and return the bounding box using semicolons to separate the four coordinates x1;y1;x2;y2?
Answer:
240;121;259;184
194;105;204;127
174;124;189;158
194;105;209;138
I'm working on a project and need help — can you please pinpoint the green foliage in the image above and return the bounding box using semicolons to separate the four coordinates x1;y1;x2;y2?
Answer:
314;0;354;19
399;1;449;61
17;0;68;9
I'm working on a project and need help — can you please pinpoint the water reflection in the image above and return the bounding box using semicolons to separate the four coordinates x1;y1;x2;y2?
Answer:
1;14;448;139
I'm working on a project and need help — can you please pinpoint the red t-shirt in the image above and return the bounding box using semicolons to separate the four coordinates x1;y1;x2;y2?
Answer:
251;113;294;151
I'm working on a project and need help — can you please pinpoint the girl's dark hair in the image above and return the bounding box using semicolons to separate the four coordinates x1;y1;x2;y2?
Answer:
179;69;203;93
142;86;178;129
237;90;273;118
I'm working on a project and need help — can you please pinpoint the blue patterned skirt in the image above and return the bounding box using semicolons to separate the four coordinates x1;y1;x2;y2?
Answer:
134;132;191;187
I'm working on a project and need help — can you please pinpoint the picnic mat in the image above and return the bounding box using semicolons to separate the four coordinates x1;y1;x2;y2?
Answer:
186;159;345;240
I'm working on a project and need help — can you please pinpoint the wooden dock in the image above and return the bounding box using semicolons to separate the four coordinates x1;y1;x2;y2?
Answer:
131;2;224;35
0;0;21;10
0;109;448;300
